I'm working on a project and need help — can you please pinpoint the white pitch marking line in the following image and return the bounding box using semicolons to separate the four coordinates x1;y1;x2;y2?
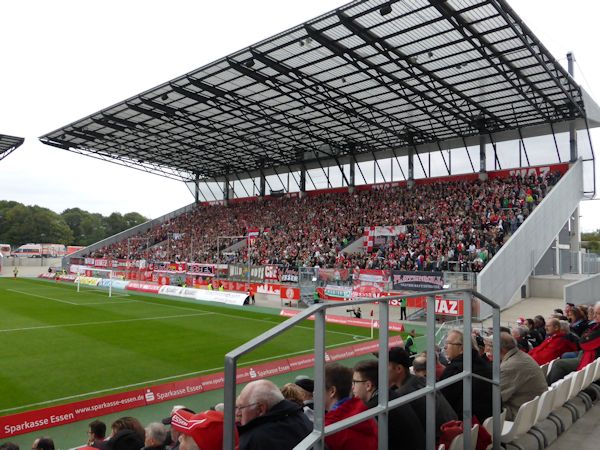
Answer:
0;337;369;414
0;312;214;333
7;289;78;305
81;300;138;305
135;299;368;338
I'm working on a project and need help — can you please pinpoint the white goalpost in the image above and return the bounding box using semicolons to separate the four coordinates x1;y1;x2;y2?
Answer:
76;267;114;297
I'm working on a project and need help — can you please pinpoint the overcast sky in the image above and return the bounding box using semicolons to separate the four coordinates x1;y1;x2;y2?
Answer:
1;0;599;230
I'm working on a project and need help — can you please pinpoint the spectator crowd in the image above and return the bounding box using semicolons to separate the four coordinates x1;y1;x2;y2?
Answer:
90;170;561;274
4;299;599;450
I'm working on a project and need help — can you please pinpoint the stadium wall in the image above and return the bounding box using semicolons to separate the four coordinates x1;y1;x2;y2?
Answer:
477;159;584;317
564;273;600;305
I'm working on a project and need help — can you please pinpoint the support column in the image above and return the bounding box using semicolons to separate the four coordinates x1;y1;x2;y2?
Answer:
223;177;229;206
555;236;561;276
299;168;306;198
194;173;200;204
567;52;578;163
349;162;355;193
571;210;581;274
259;172;266;198
407;146;415;189
479;134;488;180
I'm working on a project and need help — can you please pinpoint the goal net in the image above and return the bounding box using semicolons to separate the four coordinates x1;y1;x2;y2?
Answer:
75;267;114;297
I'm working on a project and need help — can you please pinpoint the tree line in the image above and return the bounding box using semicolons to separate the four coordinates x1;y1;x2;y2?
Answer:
582;230;600;254
0;200;147;247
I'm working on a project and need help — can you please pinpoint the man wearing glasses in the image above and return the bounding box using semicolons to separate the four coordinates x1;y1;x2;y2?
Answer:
236;379;312;450
440;330;493;421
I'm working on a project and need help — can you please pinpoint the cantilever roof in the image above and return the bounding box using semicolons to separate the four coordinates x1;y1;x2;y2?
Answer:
39;0;597;182
0;134;25;161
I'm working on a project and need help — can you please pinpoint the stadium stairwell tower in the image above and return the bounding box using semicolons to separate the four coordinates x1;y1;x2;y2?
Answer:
39;0;600;317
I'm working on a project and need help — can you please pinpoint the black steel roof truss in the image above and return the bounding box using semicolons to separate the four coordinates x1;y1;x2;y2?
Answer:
228;56;397;150
185;74;356;156
431;0;563;124
491;0;584;116
337;8;521;132
304;24;468;139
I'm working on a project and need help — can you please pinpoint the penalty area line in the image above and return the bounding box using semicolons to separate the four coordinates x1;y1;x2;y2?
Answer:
7;289;78;305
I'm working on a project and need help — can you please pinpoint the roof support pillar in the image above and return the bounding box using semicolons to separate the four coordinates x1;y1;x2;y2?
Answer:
259;173;266;197
194;173;200;204
568;52;578;163
223;176;230;206
479;134;488;181
407;145;415;189
299;168;306;198
349;162;355;193
570;210;581;273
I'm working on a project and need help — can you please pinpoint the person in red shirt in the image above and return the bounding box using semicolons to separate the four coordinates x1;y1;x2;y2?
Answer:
528;318;578;365
324;363;377;450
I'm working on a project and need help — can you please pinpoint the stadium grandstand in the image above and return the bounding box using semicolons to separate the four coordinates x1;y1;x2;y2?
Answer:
0;134;24;161
2;1;600;450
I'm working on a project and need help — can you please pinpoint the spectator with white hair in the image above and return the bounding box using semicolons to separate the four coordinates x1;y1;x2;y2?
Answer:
236;379;312;450
143;423;167;450
496;332;548;420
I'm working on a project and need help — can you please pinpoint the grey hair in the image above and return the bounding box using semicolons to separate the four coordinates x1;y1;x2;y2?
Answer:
558;320;570;334
514;326;529;338
448;329;464;345
247;379;284;409
145;422;167;444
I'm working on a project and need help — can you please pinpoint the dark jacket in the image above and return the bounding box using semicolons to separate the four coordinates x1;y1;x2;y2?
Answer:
440;349;493;421
238;399;312;450
395;374;458;438
571;319;590;337
366;390;426;450
325;397;377;450
105;430;144;450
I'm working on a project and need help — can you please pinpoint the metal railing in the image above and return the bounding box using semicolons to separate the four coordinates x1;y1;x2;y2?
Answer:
223;289;502;450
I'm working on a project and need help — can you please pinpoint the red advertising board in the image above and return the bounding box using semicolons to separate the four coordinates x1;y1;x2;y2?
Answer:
279;286;300;300
0;390;146;439
125;282;162;293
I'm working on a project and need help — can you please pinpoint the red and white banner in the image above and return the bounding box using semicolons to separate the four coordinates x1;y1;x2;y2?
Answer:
280;286;300;300
125;282;162;293
264;265;280;281
433;295;464;316
0;390;146;440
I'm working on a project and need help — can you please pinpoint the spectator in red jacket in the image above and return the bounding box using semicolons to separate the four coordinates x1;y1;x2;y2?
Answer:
324;363;377;450
528;318;578;365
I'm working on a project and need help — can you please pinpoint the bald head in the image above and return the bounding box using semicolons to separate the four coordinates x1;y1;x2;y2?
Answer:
499;332;516;358
241;379;284;409
236;380;284;426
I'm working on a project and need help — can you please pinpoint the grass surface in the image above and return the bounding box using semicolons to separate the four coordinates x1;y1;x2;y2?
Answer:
0;278;375;415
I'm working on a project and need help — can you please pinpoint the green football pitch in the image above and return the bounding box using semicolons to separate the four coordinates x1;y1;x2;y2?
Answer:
0;278;376;415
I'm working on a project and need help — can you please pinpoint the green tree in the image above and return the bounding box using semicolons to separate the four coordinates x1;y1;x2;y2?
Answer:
1;200;147;247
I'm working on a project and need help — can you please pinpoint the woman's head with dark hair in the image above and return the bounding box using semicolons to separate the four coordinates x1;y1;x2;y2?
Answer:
111;417;145;442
